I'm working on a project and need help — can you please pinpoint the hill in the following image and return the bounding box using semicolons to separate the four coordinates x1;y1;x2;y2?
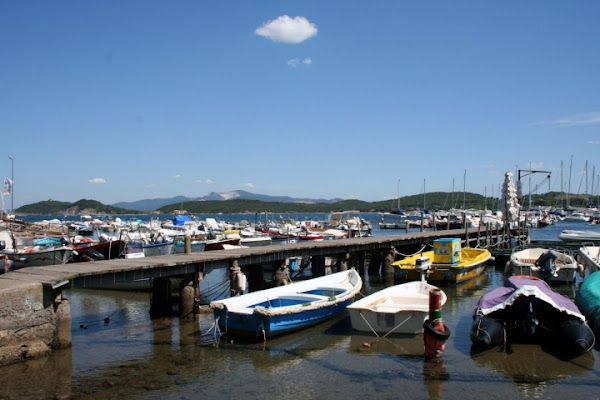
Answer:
16;199;140;215
14;191;596;216
112;190;343;211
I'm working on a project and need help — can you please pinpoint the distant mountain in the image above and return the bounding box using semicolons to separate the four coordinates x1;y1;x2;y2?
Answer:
112;196;194;212
112;190;343;211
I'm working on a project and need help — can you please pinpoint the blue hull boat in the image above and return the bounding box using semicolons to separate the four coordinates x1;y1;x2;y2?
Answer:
210;269;362;339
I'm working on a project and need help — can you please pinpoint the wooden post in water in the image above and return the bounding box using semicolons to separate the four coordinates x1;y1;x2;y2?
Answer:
53;293;71;349
184;235;191;254
179;278;195;320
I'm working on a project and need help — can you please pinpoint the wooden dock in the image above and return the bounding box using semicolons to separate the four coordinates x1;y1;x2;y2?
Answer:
0;227;512;290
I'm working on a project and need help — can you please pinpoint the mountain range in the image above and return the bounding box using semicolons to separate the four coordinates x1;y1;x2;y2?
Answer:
112;190;344;211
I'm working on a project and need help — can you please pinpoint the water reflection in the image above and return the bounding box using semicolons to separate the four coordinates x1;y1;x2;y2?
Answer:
470;344;595;396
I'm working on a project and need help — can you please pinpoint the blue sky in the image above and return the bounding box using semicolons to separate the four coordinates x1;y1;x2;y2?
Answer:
2;1;599;208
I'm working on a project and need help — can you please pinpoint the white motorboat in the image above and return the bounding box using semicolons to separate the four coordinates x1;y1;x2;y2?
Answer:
558;230;600;242
578;244;600;274
504;247;584;284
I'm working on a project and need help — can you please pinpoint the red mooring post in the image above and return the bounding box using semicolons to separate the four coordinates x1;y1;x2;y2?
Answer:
423;288;451;359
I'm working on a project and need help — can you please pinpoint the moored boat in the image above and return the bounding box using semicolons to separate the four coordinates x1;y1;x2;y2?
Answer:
347;281;447;335
143;240;174;257
558;230;600;242
470;275;595;354
578;244;600;274
393;238;491;284
173;238;207;254
210;269;362;339
504;247;584;284
575;271;600;339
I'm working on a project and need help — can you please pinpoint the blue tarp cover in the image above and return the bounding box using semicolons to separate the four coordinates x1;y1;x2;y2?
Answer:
172;215;192;226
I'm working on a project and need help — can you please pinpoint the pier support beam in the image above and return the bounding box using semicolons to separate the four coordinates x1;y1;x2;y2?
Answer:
150;277;172;318
53;293;71;349
246;264;265;292
368;252;382;275
312;256;326;277
273;260;291;286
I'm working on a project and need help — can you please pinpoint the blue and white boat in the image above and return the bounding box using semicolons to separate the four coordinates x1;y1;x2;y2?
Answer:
210;269;362;339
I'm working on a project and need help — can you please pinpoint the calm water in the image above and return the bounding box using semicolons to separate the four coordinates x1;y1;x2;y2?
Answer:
4;216;600;399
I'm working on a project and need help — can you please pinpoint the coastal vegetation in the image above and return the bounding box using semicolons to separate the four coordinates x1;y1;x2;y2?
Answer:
13;191;596;216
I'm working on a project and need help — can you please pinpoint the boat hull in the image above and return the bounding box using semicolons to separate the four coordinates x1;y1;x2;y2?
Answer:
472;276;595;354
505;248;582;284
210;269;362;339
394;248;491;284
143;242;174;257
348;281;447;334
173;241;206;254
4;247;73;270
214;297;354;338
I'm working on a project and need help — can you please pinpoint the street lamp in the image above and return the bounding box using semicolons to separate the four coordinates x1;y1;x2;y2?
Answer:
8;155;13;214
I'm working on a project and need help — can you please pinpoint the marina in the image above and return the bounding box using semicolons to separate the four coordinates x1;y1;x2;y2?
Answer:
1;214;600;398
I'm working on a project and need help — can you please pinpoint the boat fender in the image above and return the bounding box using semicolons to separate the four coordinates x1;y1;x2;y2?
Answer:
233;270;247;294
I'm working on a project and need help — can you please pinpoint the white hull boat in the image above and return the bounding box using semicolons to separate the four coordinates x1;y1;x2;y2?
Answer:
558;230;600;242
578;245;600;274
347;281;447;335
504;247;584;284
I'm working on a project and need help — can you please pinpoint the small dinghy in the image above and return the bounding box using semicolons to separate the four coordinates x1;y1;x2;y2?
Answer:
210;269;362;340
347;281;447;335
470;276;595;354
504;247;583;284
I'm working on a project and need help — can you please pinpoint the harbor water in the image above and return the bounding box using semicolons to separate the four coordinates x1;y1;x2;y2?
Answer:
3;215;600;399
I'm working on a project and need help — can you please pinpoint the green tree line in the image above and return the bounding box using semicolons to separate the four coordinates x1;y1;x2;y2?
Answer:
14;191;596;215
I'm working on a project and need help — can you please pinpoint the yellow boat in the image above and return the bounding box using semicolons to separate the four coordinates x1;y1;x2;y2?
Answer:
393;238;492;284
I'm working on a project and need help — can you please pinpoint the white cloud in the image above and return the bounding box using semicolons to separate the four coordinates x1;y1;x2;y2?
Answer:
88;178;106;184
173;174;182;179
529;111;600;127
146;183;156;188
589;140;600;145
194;179;214;184
255;15;317;44
244;183;255;188
287;57;313;67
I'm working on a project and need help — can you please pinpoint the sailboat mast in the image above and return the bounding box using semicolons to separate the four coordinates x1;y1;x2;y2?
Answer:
568;155;573;209
397;179;401;210
423;179;426;210
463;169;466;209
561;160;564;209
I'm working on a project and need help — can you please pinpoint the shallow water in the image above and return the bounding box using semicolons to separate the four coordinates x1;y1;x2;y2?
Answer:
3;218;600;399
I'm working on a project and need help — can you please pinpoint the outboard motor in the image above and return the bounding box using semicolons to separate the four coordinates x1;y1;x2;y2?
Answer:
522;301;539;336
536;251;558;278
